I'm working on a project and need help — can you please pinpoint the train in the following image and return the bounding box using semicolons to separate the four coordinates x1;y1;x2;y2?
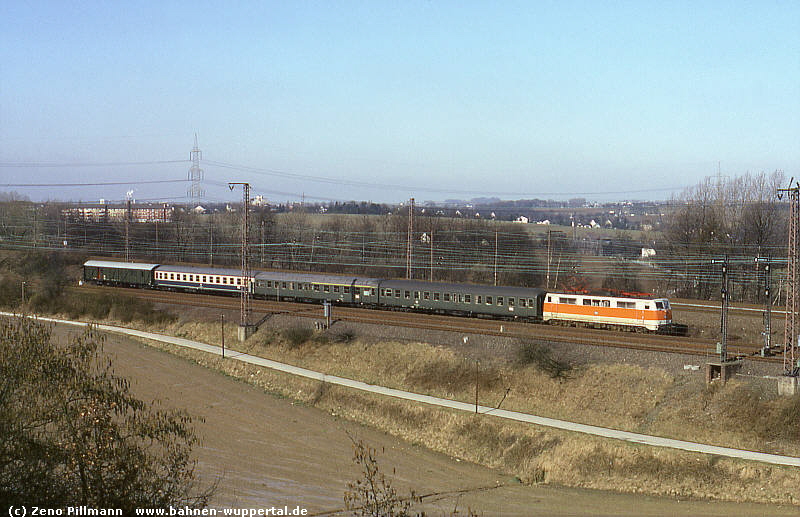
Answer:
82;259;683;333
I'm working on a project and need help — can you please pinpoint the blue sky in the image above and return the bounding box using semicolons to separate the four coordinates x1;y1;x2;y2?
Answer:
1;1;798;204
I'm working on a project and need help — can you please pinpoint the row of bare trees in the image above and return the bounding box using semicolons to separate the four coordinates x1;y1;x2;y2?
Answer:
661;170;788;302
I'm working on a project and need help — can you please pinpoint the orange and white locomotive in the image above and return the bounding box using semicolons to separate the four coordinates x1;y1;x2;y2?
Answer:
543;291;673;332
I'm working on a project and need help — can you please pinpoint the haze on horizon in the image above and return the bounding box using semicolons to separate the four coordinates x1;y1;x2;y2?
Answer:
1;1;798;205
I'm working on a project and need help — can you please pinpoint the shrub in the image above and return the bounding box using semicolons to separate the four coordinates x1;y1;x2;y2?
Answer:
283;326;313;348
0;316;212;509
516;343;572;379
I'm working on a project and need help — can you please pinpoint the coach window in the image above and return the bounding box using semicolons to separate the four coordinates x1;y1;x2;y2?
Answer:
508;297;515;307
583;299;592;306
324;285;330;293
421;291;428;300
486;296;493;305
443;293;450;302
464;294;471;303
334;286;340;293
313;284;319;292
223;277;228;284
476;295;482;304
203;276;207;283
394;289;401;298
404;291;410;299
414;291;420;300
602;300;610;307
344;286;350;294
528;298;535;307
644;304;650;309
237;279;242;285
362;288;370;296
170;273;174;280
384;288;392;296
497;296;503;306
519;298;527;307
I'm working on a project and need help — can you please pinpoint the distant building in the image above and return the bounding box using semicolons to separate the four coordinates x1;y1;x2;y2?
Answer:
62;203;173;223
514;215;529;224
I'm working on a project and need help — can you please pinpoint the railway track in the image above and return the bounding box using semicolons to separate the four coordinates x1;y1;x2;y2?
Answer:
75;285;784;363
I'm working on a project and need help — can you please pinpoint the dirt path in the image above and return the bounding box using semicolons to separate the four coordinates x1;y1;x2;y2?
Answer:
51;325;799;516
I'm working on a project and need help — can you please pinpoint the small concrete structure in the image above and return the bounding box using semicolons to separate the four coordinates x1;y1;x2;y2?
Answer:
705;360;743;385
238;324;257;342
778;376;798;396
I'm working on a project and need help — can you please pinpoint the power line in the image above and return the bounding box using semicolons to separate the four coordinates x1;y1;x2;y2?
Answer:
0;160;188;167
0;180;188;187
204;159;688;197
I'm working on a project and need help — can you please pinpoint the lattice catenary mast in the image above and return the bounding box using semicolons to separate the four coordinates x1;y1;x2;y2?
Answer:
406;197;414;280
778;180;800;376
188;134;204;201
229;182;251;329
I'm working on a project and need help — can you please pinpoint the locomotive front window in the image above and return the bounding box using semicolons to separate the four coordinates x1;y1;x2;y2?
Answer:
656;301;664;309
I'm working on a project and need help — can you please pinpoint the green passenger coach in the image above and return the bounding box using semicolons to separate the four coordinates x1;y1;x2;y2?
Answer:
82;260;159;287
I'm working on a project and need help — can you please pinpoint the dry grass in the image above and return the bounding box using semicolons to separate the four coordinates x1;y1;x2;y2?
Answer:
70;314;800;506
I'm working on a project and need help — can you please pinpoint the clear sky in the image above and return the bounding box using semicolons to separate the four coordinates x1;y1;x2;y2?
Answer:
1;1;798;204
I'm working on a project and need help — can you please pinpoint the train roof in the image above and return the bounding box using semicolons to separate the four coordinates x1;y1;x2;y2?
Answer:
155;264;246;276
254;270;381;288
83;260;160;271
379;278;547;297
547;291;664;301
